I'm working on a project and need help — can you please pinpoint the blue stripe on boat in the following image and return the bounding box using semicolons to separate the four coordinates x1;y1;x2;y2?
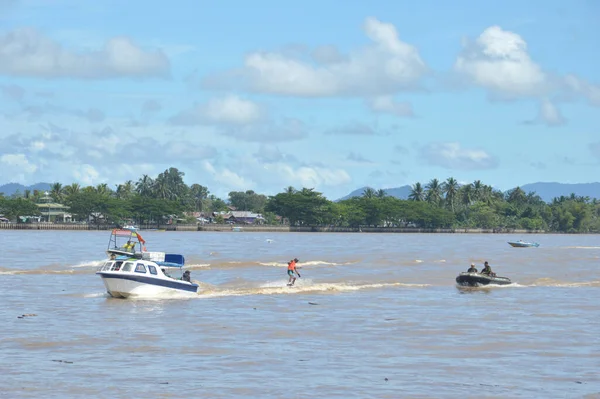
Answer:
96;272;199;292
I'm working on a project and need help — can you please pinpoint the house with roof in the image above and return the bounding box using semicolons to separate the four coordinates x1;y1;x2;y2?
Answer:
229;211;265;224
36;192;71;222
211;210;265;224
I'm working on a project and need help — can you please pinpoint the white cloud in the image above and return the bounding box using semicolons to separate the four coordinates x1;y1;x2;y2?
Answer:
202;17;428;97
564;75;600;107
222;117;308;142
537;99;565;126
169;95;264;126
202;160;253;191
420;142;498;170
347;152;373;163
0;153;37;173
277;164;352;188
454;26;548;99
367;96;414;117
29;141;45;152
0;28;170;79
324;122;378;136
72;164;101;186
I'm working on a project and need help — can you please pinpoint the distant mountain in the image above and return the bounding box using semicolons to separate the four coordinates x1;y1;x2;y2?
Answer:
338;182;600;203
520;182;600;202
337;185;412;201
0;182;52;196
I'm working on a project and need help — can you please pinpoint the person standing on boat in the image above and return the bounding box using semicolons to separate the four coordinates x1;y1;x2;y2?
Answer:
481;261;495;276
467;263;477;273
287;258;300;286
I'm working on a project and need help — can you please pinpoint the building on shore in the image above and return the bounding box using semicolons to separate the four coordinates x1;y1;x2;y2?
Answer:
36;192;71;223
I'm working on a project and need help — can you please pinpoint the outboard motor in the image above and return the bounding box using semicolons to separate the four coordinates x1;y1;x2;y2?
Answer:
183;270;191;282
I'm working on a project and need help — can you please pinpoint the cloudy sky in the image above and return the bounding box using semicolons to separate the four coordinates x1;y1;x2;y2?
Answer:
0;0;598;200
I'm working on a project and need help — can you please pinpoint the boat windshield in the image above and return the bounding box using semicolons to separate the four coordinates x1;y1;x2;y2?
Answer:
121;262;134;272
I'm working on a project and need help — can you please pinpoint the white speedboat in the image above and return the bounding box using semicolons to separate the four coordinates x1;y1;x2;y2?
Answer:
508;240;540;248
97;229;199;298
96;255;199;298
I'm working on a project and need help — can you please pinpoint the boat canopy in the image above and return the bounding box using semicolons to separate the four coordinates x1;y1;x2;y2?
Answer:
111;229;146;244
157;254;185;267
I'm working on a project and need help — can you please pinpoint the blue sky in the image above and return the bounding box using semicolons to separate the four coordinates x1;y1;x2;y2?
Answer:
0;0;599;200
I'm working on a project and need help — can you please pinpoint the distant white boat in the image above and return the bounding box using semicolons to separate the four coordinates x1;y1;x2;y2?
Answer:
508;240;540;248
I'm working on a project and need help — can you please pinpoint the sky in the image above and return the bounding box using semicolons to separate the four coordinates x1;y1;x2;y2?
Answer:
0;0;599;200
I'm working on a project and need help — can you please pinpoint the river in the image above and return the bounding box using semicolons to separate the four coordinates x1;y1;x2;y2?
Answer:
1;230;599;398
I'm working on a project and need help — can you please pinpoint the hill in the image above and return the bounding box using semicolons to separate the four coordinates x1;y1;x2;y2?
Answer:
338;182;600;203
0;182;52;196
337;185;412;201
520;182;600;202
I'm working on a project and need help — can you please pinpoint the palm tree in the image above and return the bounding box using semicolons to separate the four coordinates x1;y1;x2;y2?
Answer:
115;180;134;200
506;187;527;205
63;183;81;197
375;189;386;198
51;182;63;202
442;177;459;211
472;180;484;202
284;186;296;195
189;184;209;212
136;175;154;197
459;183;474;208
425;179;442;206
95;183;111;196
408;182;425;201
362;187;376;199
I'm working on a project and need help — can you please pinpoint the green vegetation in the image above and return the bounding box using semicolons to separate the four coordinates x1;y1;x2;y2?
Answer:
1;169;600;233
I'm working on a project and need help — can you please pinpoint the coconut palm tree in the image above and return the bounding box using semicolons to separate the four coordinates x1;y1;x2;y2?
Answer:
115;180;135;200
425;178;442;206
408;182;425;201
442;177;459;211
136;175;154;197
472;180;484;202
506;187;527;205
50;182;63;202
375;189;387;198
362;187;376;199
284;186;296;195
63;183;81;197
95;183;111;196
459;183;474;208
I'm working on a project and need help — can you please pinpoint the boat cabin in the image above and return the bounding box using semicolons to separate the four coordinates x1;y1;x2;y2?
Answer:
98;259;191;282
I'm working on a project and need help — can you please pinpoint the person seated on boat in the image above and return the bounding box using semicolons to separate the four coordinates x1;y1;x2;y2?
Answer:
467;263;478;273
161;268;172;278
110;253;116;260
182;270;191;282
481;261;496;277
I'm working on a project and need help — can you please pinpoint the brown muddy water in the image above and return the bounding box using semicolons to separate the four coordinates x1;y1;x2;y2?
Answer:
1;230;599;398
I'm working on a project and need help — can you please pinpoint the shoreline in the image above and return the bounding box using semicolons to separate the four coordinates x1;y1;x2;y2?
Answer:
0;222;551;234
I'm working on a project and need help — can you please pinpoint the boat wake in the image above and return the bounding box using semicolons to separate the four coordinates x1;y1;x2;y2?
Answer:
195;280;429;298
529;278;600;287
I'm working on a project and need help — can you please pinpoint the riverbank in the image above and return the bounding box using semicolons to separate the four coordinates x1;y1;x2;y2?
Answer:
0;222;544;234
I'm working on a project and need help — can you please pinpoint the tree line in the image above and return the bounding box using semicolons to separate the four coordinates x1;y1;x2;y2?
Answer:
1;168;600;233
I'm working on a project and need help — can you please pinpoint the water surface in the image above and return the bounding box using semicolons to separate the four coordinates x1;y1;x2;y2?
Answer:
1;231;599;398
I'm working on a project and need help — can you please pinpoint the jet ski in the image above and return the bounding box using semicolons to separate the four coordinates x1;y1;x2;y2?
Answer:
455;272;512;287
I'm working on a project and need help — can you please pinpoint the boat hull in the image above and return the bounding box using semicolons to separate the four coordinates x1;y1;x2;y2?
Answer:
455;272;512;287
97;271;199;298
